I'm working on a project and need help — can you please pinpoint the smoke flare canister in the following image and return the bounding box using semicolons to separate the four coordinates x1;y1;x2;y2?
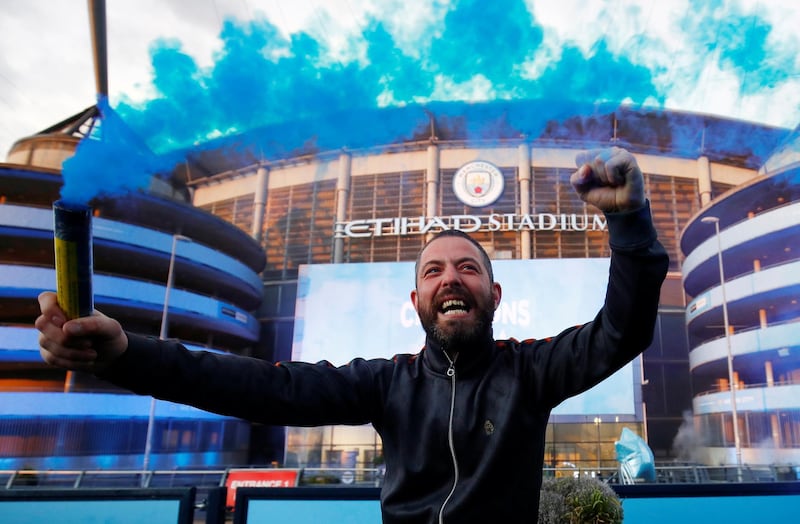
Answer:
53;200;94;319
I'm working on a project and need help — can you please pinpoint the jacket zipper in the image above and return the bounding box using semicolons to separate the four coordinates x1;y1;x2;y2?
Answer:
438;355;459;524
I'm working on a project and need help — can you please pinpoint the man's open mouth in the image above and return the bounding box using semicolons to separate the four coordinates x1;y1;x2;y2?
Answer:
440;299;470;316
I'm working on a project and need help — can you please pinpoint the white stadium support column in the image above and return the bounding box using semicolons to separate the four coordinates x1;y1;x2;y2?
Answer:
251;165;269;243
425;144;440;241
333;151;352;263
697;156;712;206
518;143;532;259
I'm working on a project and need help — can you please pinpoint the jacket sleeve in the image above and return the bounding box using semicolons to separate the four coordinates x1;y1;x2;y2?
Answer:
527;200;669;408
97;334;388;426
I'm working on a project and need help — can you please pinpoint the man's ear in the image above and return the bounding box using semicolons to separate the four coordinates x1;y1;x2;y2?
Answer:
492;282;502;310
410;289;419;311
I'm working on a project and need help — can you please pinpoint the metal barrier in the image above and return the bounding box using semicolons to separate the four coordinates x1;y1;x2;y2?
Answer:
2;463;798;491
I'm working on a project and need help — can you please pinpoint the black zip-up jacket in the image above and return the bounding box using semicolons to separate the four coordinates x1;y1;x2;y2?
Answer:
100;202;668;523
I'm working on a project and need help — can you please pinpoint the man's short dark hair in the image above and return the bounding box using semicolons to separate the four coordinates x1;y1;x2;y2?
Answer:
414;229;495;287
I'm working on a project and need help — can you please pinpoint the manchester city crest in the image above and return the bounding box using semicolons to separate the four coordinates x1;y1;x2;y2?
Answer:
453;161;504;207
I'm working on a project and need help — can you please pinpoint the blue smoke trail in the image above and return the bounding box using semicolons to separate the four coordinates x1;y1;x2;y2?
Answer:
67;0;797;202
59;96;180;205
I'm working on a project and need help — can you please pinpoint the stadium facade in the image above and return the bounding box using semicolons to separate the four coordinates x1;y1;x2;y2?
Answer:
0;101;795;472
0;106;267;469
680;128;800;466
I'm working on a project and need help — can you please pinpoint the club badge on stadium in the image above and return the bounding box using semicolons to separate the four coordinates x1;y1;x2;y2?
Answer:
453;160;505;207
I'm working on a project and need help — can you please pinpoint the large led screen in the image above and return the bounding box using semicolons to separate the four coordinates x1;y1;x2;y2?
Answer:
293;258;638;417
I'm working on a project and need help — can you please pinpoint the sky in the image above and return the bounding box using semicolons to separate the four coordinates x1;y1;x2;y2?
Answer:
1;0;798;165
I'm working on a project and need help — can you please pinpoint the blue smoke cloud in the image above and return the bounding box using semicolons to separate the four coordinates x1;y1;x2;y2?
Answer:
430;0;543;86
116;0;664;154
64;0;797;203
683;0;796;95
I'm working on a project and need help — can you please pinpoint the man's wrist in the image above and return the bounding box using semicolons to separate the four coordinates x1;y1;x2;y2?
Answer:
605;200;657;252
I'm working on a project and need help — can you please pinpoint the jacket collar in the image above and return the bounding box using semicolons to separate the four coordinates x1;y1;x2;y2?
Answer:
422;331;495;376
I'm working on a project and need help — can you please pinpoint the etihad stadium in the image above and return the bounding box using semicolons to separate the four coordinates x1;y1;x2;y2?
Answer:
1;100;797;473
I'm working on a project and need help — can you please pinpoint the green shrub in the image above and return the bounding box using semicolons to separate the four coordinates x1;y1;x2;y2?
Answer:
538;476;622;524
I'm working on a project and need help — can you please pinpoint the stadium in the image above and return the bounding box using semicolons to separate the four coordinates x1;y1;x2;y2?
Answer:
1;98;796;475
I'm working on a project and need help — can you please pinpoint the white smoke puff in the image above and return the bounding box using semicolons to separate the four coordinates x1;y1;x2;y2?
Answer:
671;410;708;463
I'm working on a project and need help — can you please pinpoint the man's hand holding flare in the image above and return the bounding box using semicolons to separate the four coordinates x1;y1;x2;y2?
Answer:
36;291;128;373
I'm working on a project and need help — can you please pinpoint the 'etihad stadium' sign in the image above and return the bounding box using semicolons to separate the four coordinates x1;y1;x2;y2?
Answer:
335;213;607;238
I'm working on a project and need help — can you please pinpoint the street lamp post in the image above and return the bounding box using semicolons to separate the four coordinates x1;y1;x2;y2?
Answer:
701;216;743;471
141;234;190;486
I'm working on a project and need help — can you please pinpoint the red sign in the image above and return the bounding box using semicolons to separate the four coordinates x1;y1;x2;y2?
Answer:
224;468;300;508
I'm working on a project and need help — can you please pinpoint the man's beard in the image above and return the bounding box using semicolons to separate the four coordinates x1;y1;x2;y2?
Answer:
418;290;495;353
